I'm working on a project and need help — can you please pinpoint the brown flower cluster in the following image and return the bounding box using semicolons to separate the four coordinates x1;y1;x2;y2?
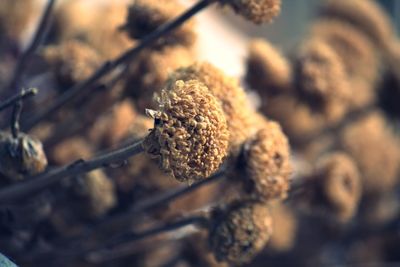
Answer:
143;79;229;183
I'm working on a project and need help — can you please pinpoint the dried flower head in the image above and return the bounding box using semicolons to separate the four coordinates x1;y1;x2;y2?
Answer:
0;132;47;181
318;0;395;48
170;62;258;155
209;201;273;264
246;39;291;95
241;121;292;201
311;19;379;85
42;39;102;88
339;111;400;194
124;0;196;48
295;38;351;123
71;170;116;218
220;0;281;24
143;80;229;183
314;152;362;222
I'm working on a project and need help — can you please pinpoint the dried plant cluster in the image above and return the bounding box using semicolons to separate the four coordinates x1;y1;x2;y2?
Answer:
0;0;399;267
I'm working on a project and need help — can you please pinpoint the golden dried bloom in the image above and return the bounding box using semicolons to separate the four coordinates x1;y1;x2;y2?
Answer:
294;38;351;123
246;39;291;95
170;62;258;155
42;39;102;87
315;152;362;222
124;0;196;48
318;0;395;48
339;111;400;194
0;132;47;181
242;121;292;201
71;170;116;218
220;0;281;24
0;0;37;41
127;46;194;110
209;201;273;264
311;19;379;85
268;202;298;252
143;80;229;183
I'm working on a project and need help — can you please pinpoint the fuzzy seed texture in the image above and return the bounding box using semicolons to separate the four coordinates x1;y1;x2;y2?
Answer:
224;0;281;24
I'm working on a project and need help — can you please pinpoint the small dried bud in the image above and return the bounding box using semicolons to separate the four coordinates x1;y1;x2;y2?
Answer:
42;40;102;88
220;0;281;24
313;152;362;222
246;39;291;96
170;62;258;155
241;121;292;201
209;201;273;264
0;132;47;181
318;0;395;48
124;0;196;48
295;38;351;123
339;111;400;194
143;80;229;183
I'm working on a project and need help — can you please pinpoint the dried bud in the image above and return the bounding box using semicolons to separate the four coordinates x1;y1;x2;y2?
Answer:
240;121;292;201
246;39;291;96
339;111;400;194
209;201;273;264
313;152;362;222
318;0;395;48
220;0;281;24
42;40;102;88
71;170;116;218
124;0;196;48
295;38;351;123
170;62;258;155
143;80;229;183
0;132;47;181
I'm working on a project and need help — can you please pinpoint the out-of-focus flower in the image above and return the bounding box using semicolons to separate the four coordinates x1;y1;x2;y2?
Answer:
220;0;281;24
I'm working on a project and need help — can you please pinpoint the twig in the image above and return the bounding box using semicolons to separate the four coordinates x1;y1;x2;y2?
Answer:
7;0;56;92
0;140;144;203
11;100;23;138
0;88;38;112
23;0;216;131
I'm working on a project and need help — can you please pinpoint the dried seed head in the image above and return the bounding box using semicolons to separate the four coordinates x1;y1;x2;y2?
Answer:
318;0;395;48
71;170;116;218
143;80;229;183
170;62;258;155
311;19;379;86
242;121;292;201
42;40;102;88
315;152;362;222
220;0;281;24
246;39;291;96
295;38;351;122
124;0;196;48
0;132;47;181
209;201;273;264
339;111;400;194
126;46;194;110
0;0;37;41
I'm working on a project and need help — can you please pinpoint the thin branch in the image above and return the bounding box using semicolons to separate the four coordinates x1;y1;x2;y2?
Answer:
0;88;38;112
0;140;144;203
11;100;23;138
8;0;56;92
23;0;216;131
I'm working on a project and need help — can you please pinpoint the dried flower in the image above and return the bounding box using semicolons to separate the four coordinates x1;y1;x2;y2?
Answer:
169;62;258;155
339;111;400;194
294;38;351;123
246;39;291;96
314;152;362;222
42;39;102;88
124;0;196;48
220;0;281;24
209;201;273;264
143;80;229;183
318;0;395;48
241;121;292;201
0;132;47;181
